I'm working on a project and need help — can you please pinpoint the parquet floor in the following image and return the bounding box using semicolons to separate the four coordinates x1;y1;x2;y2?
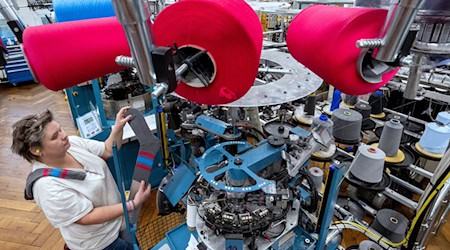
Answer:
0;82;449;249
0;83;76;249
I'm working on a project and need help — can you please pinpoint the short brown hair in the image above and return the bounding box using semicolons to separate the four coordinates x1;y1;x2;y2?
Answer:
11;110;54;162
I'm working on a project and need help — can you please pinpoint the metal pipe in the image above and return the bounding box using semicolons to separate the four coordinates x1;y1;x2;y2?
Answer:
416;180;450;248
334;203;352;218
325;228;342;246
407;164;433;179
433;197;450;235
389;174;425;195
263;29;283;35
404;54;423;99
117;54;191;82
0;0;23;26
175;63;189;79
383;107;428;125
258;67;292;74
384;187;418;209
374;0;425;63
111;0;157;86
370;114;423;139
152;83;168;98
0;0;25;42
279;15;285;43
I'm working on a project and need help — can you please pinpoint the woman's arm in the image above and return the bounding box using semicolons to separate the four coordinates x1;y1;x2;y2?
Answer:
75;203;124;225
103;107;132;160
76;181;151;225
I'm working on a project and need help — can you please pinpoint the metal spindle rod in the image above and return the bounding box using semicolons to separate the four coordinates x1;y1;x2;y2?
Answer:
374;0;425;63
404;54;423;99
111;0;157;86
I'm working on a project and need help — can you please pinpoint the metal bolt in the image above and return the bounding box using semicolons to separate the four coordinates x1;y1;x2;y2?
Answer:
115;55;135;67
304;238;311;244
356;39;384;49
234;158;243;165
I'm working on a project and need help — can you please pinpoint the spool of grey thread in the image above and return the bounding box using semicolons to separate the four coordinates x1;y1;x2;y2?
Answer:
379;119;404;157
371;209;408;243
304;95;317;116
354;102;372;127
350;145;386;183
386;114;407;125
332;109;363;142
358;240;383;250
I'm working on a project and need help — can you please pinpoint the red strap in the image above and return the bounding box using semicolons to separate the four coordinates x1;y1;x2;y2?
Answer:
138;151;155;160
61;169;68;178
136;163;151;172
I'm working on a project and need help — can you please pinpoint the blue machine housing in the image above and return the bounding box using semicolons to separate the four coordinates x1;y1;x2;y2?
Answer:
196;140;285;193
65;79;168;189
161;163;197;206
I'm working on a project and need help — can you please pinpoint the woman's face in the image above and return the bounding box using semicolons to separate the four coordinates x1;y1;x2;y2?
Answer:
40;121;70;158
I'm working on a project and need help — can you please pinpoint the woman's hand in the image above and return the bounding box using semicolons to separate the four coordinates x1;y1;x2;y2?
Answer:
133;180;151;207
114;106;132;131
102;106;133;159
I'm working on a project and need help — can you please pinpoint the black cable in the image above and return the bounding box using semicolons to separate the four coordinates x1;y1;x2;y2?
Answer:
271;202;292;222
295;170;319;213
265;222;286;238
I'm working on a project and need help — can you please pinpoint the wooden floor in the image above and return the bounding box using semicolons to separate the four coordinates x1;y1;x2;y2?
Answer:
0;82;449;249
0;83;77;249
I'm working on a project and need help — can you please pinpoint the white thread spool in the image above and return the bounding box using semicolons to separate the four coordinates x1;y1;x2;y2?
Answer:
309;167;324;190
186;198;197;231
359;240;382;250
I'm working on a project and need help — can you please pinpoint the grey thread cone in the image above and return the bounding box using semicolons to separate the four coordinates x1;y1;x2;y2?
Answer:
332;109;363;142
379;119;403;157
350;145;385;183
355;102;372;127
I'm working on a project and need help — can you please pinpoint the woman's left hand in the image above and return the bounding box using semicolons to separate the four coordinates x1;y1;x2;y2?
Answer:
114;106;132;131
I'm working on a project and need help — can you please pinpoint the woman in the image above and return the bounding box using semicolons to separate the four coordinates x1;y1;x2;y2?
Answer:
11;107;151;250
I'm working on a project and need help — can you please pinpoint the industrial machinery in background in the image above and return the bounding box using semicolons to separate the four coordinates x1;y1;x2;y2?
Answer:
0;0;35;85
149;1;450;250
375;0;450;102
20;0;450;249
101;69;153;120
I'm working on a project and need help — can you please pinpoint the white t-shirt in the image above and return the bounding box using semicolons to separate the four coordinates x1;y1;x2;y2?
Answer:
32;136;122;250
